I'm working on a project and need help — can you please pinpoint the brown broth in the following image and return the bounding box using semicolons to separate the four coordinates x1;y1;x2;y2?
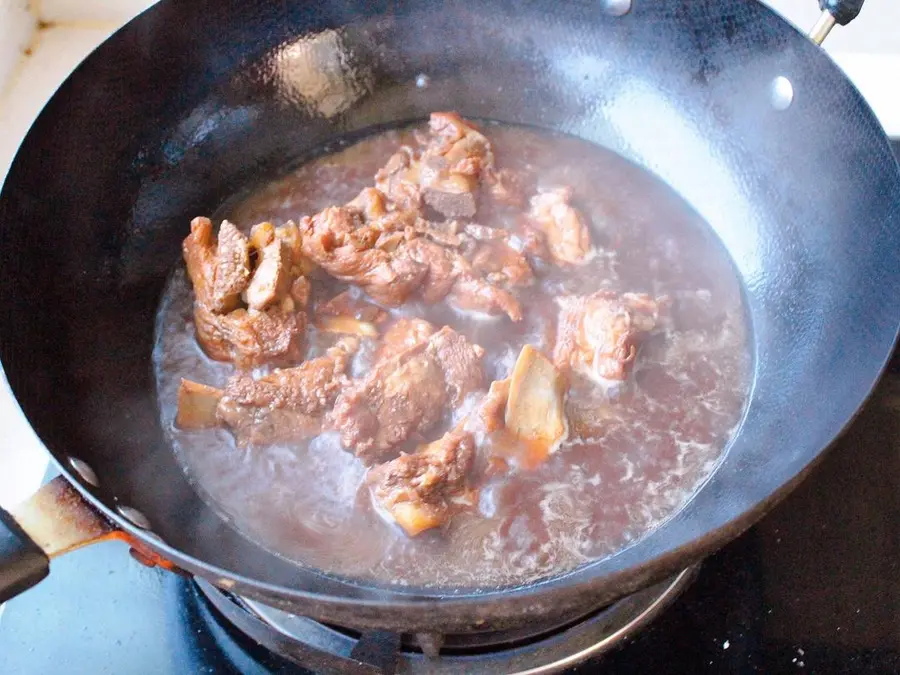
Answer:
153;122;751;588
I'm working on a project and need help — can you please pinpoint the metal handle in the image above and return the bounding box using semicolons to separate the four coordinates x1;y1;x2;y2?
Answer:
809;0;866;45
0;476;182;604
0;507;49;604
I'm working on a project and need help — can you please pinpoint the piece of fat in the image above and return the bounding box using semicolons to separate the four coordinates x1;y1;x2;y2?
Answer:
504;345;567;458
316;315;380;338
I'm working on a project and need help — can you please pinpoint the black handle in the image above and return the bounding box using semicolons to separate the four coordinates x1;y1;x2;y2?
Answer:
819;0;865;26
0;506;49;604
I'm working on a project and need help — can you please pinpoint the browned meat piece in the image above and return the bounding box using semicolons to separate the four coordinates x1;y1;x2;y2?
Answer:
209;306;306;369
427;112;494;170
244;240;291;310
376;319;436;362
249;220;309;272
422;178;477;219
403;238;461;303
301;206;523;320
216;338;358;446
367;374;515;537
404;238;524;321
374;113;494;220
470;241;534;288
427;324;486;401
299;206;427;307
184;217;310;368
367;429;475;536
448;273;523;322
212;221;252;310
347;187;388;221
183;218;251;313
413;219;463;248
332;343;445;463
374;147;422;212
331;326;484;463
175;379;223;430
553;291;666;381
528;187;593;266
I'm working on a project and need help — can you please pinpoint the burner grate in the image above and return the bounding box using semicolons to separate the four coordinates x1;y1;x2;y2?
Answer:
197;566;698;675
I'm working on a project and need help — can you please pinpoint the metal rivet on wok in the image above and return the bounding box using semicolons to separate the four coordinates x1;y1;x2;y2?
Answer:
601;0;632;17
117;505;152;530
770;76;794;111
415;73;430;89
68;457;99;487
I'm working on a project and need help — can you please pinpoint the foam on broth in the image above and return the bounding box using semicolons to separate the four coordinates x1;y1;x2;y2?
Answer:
153;122;751;588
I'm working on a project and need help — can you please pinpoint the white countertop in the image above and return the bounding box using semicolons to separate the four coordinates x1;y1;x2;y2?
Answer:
0;0;897;511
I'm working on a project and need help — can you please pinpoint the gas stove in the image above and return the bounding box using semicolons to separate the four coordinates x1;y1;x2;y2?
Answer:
2;243;900;673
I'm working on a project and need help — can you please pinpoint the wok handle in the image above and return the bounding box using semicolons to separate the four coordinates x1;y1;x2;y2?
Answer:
810;0;865;45
0;476;182;604
819;0;865;26
0;507;49;604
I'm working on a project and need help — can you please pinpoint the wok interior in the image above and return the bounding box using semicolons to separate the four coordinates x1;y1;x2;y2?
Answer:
0;0;898;612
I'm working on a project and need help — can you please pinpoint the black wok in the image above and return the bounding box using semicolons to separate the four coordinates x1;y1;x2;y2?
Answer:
0;0;897;635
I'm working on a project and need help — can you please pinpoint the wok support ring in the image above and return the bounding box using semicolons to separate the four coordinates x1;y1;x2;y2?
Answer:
197;565;699;674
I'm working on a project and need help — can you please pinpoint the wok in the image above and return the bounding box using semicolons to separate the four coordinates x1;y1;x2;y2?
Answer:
0;0;897;635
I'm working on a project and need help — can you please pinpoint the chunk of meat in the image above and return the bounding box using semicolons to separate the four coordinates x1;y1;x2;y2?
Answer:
367;372;519;537
376;319;436;362
404;238;524;321
216;338;358;446
427;324;487;402
201;306;306;369
211;221;252;311
175;379;223;430
367;430;475;536
553;291;666;381
331;327;484;463
448;272;523;322
470;241;534;288
375;113;494;219
413;218;463;248
184;217;310;367
504;345;567;460
422;176;477;219
403;238;462;304
528;187;593;265
244;240;291;310
374;147;422;212
183;218;251;313
299;206;427;307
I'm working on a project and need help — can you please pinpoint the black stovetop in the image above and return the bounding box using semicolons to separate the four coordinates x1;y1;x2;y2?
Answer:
3;146;900;675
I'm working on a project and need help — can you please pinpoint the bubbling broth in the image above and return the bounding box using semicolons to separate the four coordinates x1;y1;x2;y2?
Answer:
154;118;750;588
